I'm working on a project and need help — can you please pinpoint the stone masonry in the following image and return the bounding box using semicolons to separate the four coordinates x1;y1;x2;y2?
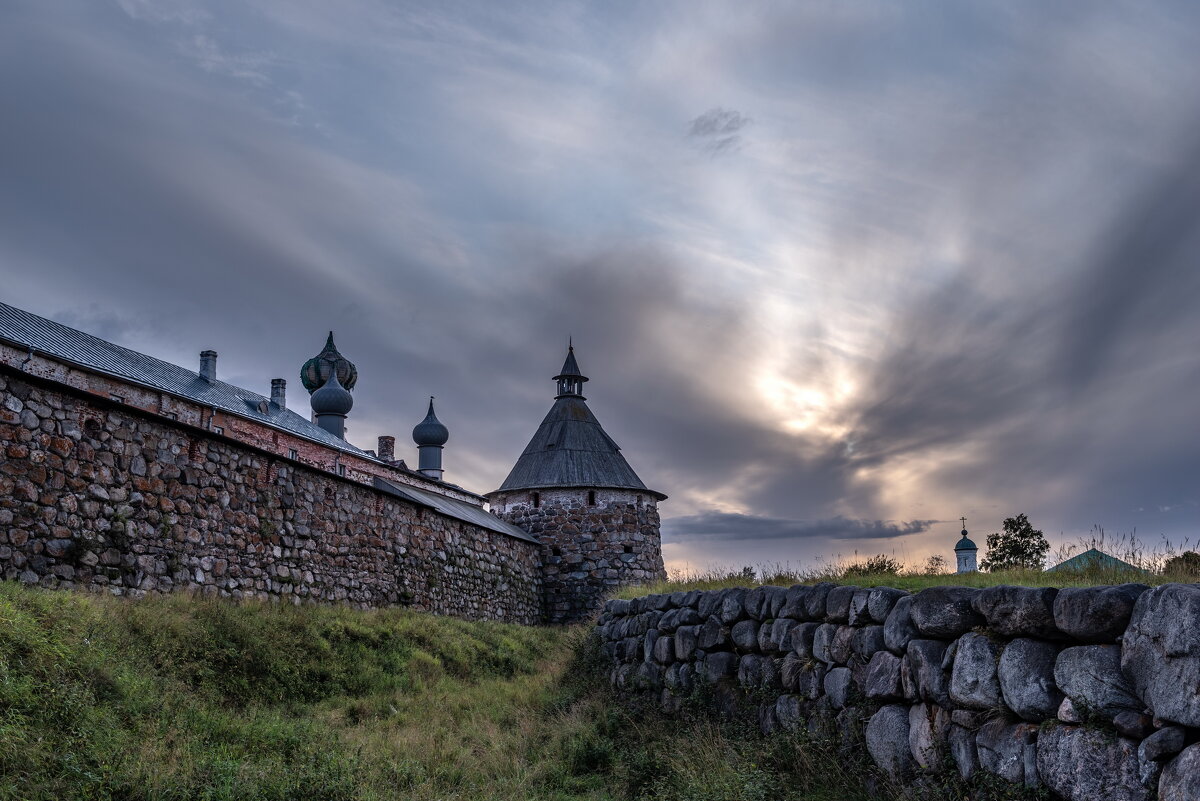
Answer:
598;582;1200;800
0;367;542;623
494;487;666;624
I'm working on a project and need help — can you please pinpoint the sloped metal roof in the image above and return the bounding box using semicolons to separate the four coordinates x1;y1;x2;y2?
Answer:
373;478;536;542
492;395;665;498
0;300;371;458
1045;548;1146;574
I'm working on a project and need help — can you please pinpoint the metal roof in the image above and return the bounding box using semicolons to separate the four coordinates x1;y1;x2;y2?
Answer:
0;300;371;458
1045;548;1146;574
373;478;536;542
491;395;666;499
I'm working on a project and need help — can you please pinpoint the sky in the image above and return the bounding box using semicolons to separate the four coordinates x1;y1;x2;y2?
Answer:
2;1;1199;574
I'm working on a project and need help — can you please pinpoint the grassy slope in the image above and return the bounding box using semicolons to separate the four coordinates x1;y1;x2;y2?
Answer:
0;584;895;801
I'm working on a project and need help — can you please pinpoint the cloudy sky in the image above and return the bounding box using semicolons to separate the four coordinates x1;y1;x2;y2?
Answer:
3;1;1199;573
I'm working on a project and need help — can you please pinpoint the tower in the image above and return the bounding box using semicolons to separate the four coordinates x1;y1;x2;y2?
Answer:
955;517;978;573
488;344;667;623
412;397;449;480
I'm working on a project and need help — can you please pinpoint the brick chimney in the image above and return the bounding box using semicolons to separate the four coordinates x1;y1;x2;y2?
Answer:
377;435;395;462
270;378;286;408
199;350;218;382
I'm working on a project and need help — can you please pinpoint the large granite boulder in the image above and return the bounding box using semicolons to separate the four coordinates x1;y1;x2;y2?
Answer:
1159;743;1200;801
1054;583;1149;643
850;625;885;659
865;704;914;780
703;651;738;682
697;616;731;650
863;650;904;701
764;585;788;618
804;583;836;620
905;638;951;706
743;586;771;620
779;585;811;620
775;694;806;731
789;621;820;659
949;632;1003;710
867;586;908;624
948;724;979;780
998;638;1063;721
975;585;1060;638
718;587;748;624
910;586;984;638
1138;725;1186;764
1120;583;1200;727
1036;724;1152;801
829;625;855;665
825;585;858;622
908;702;951;771
1055;644;1142;718
769;618;796;653
674;625;698;661
730;619;760;651
824;666;854;708
883;594;918;654
848;588;873;625
976;719;1039;787
812;623;839;664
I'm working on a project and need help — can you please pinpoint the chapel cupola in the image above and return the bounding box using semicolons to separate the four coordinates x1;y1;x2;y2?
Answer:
955;516;978;573
412;396;449;480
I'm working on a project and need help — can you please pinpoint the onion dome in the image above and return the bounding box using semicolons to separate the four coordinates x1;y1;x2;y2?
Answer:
310;368;353;416
955;529;978;551
412;397;449;446
301;332;358;393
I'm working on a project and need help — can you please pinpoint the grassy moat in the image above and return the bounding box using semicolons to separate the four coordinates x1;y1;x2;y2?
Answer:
3;559;1194;801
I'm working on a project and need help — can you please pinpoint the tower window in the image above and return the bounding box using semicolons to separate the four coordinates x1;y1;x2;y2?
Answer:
531;492;540;509
552;547;561;556
623;545;633;554
587;490;596;505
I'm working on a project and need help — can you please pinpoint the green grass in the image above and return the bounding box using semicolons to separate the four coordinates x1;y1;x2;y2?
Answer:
0;583;926;801
614;563;1195;599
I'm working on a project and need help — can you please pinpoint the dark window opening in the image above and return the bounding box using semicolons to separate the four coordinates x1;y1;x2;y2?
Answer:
531;492;540;508
552;547;561;556
587;490;596;505
623;545;633;554
83;418;103;439
338;464;346;476
288;448;298;460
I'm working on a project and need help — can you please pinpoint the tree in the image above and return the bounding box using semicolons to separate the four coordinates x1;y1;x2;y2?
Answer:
924;554;947;575
1163;551;1200;577
980;513;1050;572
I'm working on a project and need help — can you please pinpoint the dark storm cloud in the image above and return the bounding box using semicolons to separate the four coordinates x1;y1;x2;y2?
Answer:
687;108;751;155
664;513;936;542
1;0;1198;569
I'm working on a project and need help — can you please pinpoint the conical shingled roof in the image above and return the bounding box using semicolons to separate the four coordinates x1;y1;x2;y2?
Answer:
493;396;664;498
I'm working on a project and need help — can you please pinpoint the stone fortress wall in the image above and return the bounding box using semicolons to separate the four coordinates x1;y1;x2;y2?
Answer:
0;365;543;623
492;487;666;624
596;582;1200;800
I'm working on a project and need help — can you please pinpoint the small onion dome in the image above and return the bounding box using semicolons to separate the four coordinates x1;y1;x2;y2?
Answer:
412;397;449;446
955;529;978;551
310;368;353;415
301;332;358;393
